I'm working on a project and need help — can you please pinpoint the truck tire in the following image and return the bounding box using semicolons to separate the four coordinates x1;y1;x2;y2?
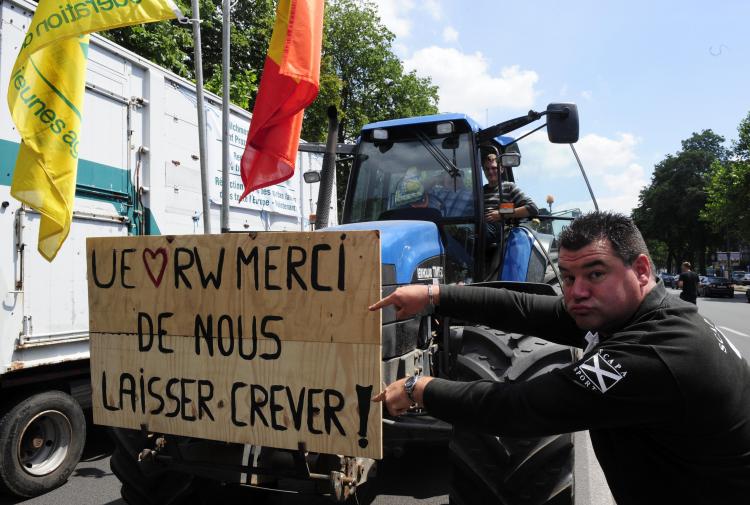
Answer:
0;390;86;497
109;428;196;505
448;326;577;505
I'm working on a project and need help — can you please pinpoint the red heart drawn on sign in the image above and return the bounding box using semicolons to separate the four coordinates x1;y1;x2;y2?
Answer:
143;248;168;287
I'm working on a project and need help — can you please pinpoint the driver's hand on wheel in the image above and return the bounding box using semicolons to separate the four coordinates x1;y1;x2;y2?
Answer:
369;284;439;319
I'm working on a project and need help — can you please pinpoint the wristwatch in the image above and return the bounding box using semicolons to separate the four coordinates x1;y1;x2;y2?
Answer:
404;374;420;403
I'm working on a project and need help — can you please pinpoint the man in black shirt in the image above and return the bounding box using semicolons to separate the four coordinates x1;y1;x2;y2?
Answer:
370;212;750;505
678;261;700;304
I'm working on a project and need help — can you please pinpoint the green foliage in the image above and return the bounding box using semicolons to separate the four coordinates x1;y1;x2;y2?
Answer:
632;130;726;273
701;114;750;244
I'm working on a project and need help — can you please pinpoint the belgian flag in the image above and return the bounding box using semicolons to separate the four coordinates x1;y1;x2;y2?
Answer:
240;0;324;199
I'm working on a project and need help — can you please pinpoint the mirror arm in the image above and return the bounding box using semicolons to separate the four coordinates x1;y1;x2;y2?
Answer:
477;109;545;143
501;123;547;149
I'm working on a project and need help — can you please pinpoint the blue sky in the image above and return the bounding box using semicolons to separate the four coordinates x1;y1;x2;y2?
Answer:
372;0;750;214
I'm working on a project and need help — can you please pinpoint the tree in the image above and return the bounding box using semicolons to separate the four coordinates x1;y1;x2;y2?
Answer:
103;0;275;109
633;130;726;273
701;112;750;248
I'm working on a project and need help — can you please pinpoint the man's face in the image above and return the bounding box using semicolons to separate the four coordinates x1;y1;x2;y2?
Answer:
559;239;649;331
482;154;500;186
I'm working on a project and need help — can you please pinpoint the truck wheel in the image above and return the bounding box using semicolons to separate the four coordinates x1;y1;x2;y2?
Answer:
448;326;577;505
109;428;196;505
0;390;86;497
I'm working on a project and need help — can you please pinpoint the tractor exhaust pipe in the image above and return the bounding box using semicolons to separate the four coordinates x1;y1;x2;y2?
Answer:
314;106;339;229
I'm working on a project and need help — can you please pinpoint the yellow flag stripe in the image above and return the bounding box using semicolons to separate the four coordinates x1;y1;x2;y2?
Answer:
28;57;81;119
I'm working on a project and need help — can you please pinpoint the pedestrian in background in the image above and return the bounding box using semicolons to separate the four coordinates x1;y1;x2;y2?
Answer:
678;261;699;304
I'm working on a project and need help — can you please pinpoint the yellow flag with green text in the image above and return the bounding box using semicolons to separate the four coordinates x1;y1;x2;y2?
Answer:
8;0;182;261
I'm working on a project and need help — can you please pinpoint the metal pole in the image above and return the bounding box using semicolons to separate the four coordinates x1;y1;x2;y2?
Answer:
314;106;339;229
190;0;211;234
221;0;231;233
570;143;599;212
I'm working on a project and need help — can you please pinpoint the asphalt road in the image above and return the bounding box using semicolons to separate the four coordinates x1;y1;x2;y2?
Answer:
2;286;747;505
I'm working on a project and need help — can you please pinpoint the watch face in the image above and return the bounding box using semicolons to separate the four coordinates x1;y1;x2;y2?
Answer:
405;375;416;389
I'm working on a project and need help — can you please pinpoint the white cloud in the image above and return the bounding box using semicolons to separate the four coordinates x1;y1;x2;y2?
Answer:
442;26;459;43
581;90;593;100
519;132;647;214
403;46;539;118
375;0;416;38
423;0;443;20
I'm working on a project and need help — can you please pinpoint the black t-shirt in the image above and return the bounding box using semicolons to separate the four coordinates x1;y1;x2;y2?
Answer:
425;282;750;505
679;270;699;299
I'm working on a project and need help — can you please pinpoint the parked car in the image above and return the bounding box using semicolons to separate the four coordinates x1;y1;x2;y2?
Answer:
731;271;746;284
742;273;750;286
698;276;735;298
659;272;677;288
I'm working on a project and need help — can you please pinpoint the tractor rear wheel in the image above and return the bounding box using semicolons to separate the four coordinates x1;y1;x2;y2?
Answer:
448;326;578;505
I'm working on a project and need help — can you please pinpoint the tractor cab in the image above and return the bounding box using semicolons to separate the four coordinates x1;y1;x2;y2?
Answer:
341;110;572;286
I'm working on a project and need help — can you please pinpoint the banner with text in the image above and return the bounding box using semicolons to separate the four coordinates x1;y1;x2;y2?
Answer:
87;231;382;458
205;107;320;217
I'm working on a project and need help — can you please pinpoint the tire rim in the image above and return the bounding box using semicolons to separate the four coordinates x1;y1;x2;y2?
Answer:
17;410;72;476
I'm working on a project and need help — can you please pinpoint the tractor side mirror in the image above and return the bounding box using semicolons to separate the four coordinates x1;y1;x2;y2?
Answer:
500;153;521;168
303;170;321;183
546;103;579;144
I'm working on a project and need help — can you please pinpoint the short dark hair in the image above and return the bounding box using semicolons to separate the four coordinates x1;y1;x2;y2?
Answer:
682;261;691;269
559;211;651;266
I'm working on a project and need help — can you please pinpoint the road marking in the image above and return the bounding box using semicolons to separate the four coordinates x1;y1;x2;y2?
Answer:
719;326;750;338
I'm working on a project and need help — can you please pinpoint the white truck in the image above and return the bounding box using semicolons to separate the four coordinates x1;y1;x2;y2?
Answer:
0;0;334;496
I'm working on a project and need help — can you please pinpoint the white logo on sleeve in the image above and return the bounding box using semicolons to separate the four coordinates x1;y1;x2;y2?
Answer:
574;351;627;393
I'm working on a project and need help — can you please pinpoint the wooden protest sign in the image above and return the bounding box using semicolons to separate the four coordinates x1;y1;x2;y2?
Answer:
87;231;382;459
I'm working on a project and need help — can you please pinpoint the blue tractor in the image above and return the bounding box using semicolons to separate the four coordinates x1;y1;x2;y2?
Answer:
109;105;589;505
318;104;584;504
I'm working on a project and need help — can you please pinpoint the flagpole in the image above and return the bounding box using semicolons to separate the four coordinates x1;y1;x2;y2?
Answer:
190;0;211;234
221;0;231;232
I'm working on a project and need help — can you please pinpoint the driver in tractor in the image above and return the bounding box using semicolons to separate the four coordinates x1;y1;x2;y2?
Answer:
481;144;538;244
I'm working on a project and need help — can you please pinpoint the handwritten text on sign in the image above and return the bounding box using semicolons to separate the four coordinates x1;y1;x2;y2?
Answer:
87;231;382;458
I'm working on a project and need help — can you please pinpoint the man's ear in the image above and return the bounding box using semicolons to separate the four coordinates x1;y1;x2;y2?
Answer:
632;254;652;285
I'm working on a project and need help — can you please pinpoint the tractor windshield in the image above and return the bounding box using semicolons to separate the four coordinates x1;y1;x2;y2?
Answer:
346;132;476;223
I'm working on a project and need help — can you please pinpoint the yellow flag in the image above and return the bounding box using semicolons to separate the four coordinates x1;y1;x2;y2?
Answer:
7;0;182;261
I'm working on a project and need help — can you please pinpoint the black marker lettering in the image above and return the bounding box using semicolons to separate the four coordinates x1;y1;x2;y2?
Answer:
91;249;116;288
148;376;164;414
195;246;224;288
180;379;196;421
250;384;269;427
236;246;259;290
324;389;346;436
101;371;119;411
260;315;283;360
269;385;287;431
197;380;214;421
120;248;136;289
231;382;247;427
286;246;308;290
165;378;180;418
264;246;281;290
174;247;194;288
217;314;234;356
307;388;323;434
119;373;136;413
311;244;332;291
